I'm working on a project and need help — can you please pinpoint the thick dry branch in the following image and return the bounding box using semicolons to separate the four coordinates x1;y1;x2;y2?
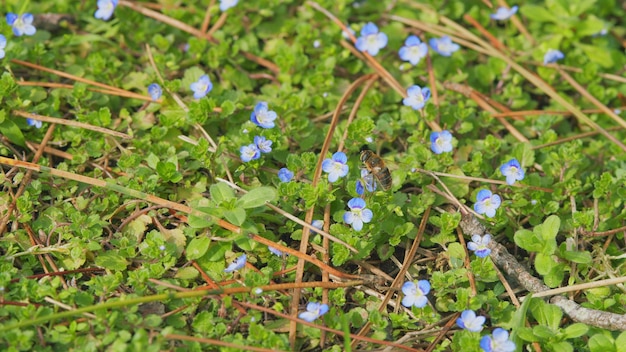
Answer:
459;214;626;331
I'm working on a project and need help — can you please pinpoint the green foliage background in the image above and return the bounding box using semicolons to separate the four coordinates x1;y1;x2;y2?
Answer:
1;0;626;351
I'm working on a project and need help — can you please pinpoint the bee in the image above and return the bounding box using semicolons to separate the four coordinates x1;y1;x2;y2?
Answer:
360;150;392;191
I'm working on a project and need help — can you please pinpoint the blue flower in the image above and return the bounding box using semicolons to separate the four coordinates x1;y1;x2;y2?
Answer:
430;130;453;154
456;310;486;332
399;35;428;65
190;74;213;99
321;152;349;182
224;254;246;273
401;280;430;308
311;220;324;232
543;49;564;65
27;118;42;128
95;0;119;21
268;246;284;256
6;13;36;37
490;6;518;20
250;102;278;129
355;22;388;56
474;190;501;218
480;328;516;352
467;234;492;258
299;301;329;322
220;0;238;11
147;83;162;101
429;36;460;57
254;136;272;153
403;85;431;110
593;28;608;36
341;26;356;40
343;198;373;231
240;144;261;162
500;158;525;185
0;35;6;59
278;168;294;182
356;168;377;195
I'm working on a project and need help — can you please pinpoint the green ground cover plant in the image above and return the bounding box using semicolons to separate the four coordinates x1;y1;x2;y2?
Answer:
1;0;626;351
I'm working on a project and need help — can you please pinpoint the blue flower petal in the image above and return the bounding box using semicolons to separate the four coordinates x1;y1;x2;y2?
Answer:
190;75;213;99
355;22;388;56
147;83;162;101
278;168;294;182
544;49;565;65
490;6;518;20
220;0;239;11
224;254;247;273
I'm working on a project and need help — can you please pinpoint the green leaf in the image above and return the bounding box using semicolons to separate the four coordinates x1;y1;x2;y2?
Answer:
146;153;159;169
532;325;555;340
95;252;128;271
561;250;592;264
589;333;616;352
447;242;466;269
392;222;414;239
563;323;588;339
174;267;199;280
124;214;151;242
534;253;556;275
220;100;236;116
508;293;533;347
210;182;236;204
235;187;277;209
440;212;461;233
186;236;210;260
234;235;256;251
516;326;538;342
331;242;350;266
514;229;543;252
551;341;574;352
520;5;558;23
616;331;626;352
204;241;230;261
224;208;246;226
540;215;560;240
576;15;606;36
440;168;470;198
0;118;26;147
567;0;598;17
544;264;566;288
513;142;535;169
156;161;183;183
532;215;559;254
159;108;187;127
530;298;562;329
577;44;614;68
188;213;214;229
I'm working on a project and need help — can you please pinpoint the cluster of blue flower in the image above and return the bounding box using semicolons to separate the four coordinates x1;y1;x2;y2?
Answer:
457;310;516;352
316;151;526;237
11;2;582;345
93;0;238;101
95;0;238;20
239;102;277;162
352;10;530;350
473;157;526;221
3;13;39;128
